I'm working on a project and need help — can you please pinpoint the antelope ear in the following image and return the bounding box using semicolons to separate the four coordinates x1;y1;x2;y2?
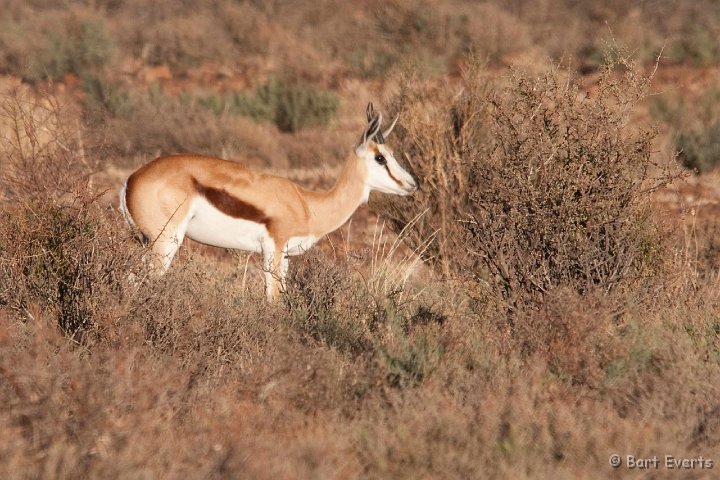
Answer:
359;112;382;148
366;102;376;122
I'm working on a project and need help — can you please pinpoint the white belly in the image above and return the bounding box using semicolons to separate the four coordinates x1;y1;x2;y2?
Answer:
285;235;318;256
185;198;267;252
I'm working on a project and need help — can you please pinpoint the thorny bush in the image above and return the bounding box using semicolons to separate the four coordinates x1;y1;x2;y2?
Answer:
380;56;677;308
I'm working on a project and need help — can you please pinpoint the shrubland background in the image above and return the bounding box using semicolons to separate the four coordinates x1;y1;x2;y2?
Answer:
1;1;720;478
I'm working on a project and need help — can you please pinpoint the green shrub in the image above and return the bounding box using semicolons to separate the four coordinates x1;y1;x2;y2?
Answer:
0;91;137;340
82;74;134;121
282;247;449;387
670;26;720;67
198;90;272;122
3;204;95;337
0;181;139;342
30;20;113;82
97;84;286;161
676;121;720;173
650;87;720;173
266;80;339;132
648;92;687;125
381;330;443;388
284;250;372;357
198;80;339;132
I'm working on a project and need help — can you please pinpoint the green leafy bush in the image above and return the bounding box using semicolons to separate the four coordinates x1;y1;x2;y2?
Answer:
30;20;113;82
284;250;372;357
199;79;339;132
650;87;720;173
676;121;720;173
1;203;105;337
82;74;134;121
670;26;720;67
0;91;137;340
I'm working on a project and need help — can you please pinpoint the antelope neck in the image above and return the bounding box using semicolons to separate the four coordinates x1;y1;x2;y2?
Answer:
303;155;368;237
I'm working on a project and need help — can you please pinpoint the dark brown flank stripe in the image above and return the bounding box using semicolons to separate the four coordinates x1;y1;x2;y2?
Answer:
191;177;270;225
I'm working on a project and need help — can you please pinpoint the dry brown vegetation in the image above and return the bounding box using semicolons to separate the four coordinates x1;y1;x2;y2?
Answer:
2;1;720;479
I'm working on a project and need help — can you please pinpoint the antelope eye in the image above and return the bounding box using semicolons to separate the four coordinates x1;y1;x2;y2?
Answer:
375;154;386;165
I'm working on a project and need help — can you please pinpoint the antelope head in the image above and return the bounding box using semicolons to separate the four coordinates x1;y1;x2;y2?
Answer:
356;103;418;196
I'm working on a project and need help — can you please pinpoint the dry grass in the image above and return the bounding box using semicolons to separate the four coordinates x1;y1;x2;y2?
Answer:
2;2;720;479
2;66;720;479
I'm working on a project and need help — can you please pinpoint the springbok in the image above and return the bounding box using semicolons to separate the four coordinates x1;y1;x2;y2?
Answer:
119;103;418;300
